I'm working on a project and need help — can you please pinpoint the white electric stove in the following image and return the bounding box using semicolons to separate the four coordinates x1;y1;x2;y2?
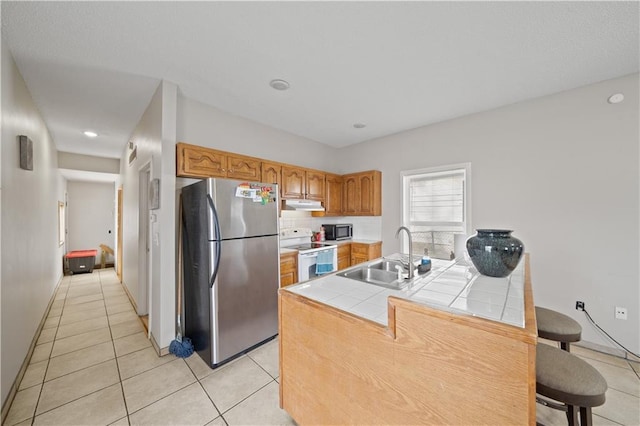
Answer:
280;228;338;281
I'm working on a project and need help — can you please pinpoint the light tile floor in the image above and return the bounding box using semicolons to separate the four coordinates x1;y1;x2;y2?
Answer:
4;269;294;426
4;268;640;425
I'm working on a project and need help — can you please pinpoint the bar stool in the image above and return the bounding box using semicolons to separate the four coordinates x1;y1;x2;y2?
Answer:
535;306;582;351
536;344;607;426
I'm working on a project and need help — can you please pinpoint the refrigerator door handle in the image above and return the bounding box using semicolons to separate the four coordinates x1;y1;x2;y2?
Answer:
207;195;222;288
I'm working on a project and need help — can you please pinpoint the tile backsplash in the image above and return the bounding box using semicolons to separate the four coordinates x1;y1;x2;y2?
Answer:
280;211;382;241
279;211;314;230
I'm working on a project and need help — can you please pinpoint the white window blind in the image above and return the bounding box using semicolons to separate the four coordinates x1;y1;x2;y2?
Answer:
401;164;470;259
408;169;465;228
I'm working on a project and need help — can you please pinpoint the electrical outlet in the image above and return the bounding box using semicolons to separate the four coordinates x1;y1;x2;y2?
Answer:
615;307;627;320
576;301;585;311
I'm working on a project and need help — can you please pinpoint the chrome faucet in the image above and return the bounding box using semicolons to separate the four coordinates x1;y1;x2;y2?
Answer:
395;226;415;279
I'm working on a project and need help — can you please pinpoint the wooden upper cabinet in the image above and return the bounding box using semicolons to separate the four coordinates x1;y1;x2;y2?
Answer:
281;166;306;199
177;143;380;215
342;170;382;216
305;171;325;201
358;172;375;215
324;174;343;216
227;154;261;181
176;142;262;181
342;175;359;215
262;161;282;186
177;142;227;178
282;167;326;201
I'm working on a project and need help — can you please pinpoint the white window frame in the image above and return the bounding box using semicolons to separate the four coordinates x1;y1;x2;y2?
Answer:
400;163;472;256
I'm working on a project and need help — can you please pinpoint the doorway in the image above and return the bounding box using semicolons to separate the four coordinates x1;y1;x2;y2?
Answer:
138;165;151;333
116;187;123;282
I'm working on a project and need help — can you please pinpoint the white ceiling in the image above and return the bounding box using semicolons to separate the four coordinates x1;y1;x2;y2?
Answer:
2;2;638;160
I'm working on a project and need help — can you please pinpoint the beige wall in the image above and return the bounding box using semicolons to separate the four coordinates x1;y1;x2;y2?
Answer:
66;181;116;258
177;96;336;172
336;73;640;353
118;80;177;351
58;152;120;174
1;41;66;404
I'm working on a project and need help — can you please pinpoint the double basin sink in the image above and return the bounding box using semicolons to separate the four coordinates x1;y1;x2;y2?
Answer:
337;259;411;289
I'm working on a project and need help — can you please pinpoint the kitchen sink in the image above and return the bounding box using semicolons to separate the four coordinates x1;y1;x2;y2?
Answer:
337;261;409;289
368;259;406;272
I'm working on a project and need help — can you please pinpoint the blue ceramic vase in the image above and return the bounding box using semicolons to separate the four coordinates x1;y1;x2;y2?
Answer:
466;229;524;277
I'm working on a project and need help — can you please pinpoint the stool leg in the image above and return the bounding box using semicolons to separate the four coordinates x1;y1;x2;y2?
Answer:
566;404;578;426
560;341;570;352
579;406;592;426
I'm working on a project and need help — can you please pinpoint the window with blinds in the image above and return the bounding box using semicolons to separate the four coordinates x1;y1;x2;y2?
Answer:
401;164;470;260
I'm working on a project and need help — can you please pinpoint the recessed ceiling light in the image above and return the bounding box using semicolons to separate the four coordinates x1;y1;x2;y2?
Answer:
607;93;624;104
353;123;366;129
83;130;98;138
269;79;290;91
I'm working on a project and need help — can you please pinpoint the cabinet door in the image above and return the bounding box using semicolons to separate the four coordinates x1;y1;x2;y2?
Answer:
342;175;359;215
324;174;343;216
227;154;261;181
337;243;351;271
177;143;227;178
282;166;306;199
368;242;382;260
343;170;381;216
305;171;325;201
358;173;374;215
262;162;282;186
350;243;367;266
280;252;298;287
350;254;369;266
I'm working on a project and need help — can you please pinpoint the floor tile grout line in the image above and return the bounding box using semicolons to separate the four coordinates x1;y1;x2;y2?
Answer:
48;323;112;355
218;377;279;417
118;352;179;382
25;276;70;426
102;271;133;426
628;360;640;381
41;356;117;388
197;382;225;424
29;273;101;425
31;380;122;421
603;386;640;399
247;352;279;381
593;412;626;425
125;375;200;418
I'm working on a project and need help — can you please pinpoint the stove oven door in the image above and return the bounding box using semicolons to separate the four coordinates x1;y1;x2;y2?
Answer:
298;247;338;282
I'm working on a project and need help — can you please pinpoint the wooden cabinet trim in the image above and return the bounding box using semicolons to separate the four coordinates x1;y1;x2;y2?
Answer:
177;142;381;216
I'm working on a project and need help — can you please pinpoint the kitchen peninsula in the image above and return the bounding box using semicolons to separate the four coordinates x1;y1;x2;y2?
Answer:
278;255;537;424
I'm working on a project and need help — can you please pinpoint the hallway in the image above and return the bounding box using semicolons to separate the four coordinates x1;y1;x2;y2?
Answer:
4;269;292;425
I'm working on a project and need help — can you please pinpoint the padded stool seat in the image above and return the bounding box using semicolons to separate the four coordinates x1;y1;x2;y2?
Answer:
536;306;582;351
537;344;607;426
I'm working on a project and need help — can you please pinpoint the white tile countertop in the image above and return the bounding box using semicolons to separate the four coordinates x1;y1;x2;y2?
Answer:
283;253;525;328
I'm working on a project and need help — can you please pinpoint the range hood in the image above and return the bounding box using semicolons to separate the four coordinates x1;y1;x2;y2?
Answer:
283;199;325;212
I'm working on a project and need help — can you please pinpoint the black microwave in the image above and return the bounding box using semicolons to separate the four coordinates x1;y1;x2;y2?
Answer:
323;224;353;241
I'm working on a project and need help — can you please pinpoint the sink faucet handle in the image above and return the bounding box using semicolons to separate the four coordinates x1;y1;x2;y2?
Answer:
395;264;404;281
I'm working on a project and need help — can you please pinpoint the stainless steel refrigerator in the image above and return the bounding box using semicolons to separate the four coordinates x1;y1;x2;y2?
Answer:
181;178;279;368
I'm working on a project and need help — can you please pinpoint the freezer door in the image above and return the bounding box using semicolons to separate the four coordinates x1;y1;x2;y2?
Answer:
208;178;278;240
210;234;279;365
181;190;214;362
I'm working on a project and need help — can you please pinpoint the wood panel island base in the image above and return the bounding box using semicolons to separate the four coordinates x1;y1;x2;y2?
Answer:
278;256;537;425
